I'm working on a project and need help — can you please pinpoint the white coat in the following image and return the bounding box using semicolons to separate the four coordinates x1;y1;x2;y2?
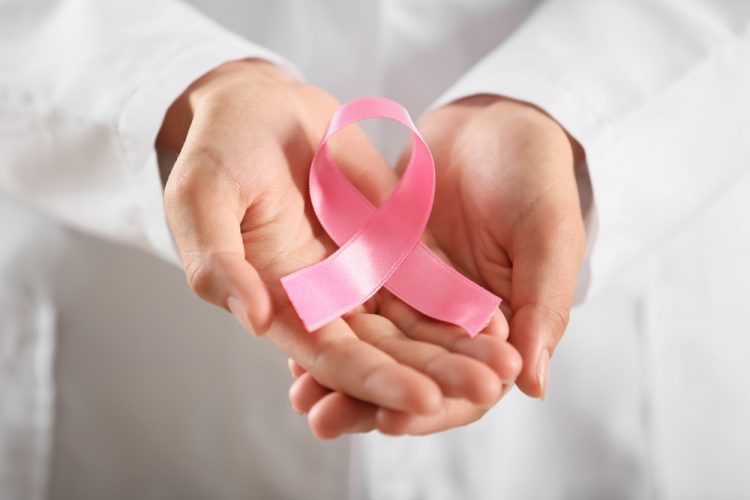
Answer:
1;1;749;498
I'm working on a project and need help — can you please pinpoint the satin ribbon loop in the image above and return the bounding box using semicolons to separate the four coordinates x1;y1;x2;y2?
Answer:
281;97;500;336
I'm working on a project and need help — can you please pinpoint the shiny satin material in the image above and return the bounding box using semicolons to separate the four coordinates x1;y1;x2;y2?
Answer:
281;97;500;336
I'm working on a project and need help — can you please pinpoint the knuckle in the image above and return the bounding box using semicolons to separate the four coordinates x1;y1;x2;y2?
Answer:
360;363;390;395
184;254;217;301
165;145;229;204
310;337;354;387
540;303;571;343
164;167;198;215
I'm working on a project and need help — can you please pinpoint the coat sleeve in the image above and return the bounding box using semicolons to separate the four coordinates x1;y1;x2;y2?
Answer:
433;0;750;301
0;0;298;265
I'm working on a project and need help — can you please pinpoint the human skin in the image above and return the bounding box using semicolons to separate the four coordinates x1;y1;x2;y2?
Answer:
158;60;523;438
289;94;586;436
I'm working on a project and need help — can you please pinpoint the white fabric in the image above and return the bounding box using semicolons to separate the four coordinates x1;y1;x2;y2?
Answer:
1;0;748;498
0;202;56;500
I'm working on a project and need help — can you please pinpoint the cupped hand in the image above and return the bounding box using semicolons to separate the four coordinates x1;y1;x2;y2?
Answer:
158;61;521;437
297;94;585;435
421;95;586;398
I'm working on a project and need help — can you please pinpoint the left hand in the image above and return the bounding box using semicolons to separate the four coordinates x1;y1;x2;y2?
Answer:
290;95;585;435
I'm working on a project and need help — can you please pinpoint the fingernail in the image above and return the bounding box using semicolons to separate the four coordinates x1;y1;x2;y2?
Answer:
227;296;255;335
537;349;550;400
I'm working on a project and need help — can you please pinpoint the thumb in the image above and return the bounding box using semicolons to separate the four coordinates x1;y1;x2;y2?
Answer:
509;206;585;399
164;148;274;336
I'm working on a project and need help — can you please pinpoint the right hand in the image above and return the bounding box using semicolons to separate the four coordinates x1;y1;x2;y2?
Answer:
159;60;521;438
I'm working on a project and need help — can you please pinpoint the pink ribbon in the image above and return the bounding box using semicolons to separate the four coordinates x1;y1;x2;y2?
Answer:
281;97;500;337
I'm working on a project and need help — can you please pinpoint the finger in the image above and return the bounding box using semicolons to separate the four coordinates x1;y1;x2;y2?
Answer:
348;314;504;407
375;383;515;436
165;143;274;335
290;376;379;438
308;392;378;440
379;296;522;384
289;372;331;414
484;310;511;340
288;358;306;378
377;399;486;436
266;314;442;415
510;205;585;399
303;381;514;438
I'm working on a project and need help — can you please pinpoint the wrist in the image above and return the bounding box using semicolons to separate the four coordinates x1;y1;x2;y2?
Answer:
492;95;585;167
452;94;583;166
156;59;294;153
